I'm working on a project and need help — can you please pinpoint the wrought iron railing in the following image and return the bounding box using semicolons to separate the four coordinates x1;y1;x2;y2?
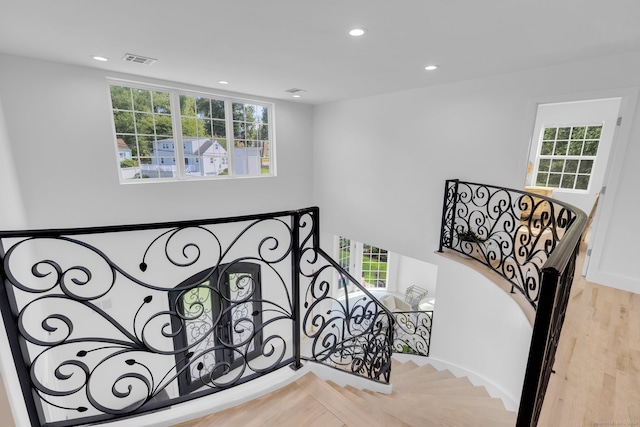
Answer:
391;310;433;356
439;179;578;309
0;207;394;427
437;179;586;427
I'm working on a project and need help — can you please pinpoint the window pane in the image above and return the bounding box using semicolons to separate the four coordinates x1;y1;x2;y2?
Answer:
564;159;579;173
133;89;152;113
561;174;576;189
261;142;270;174
586;125;602;139
550;159;564;172
137;136;153;157
557;127;570;139
548;173;561;187
155;115;173;135
568;141;583;156
180;95;196;116
542;127;556;140
583;141;599;156
554;141;568;155
578;160;593;174
152;91;171;114
234;122;245;138
232;103;244;121
570;126;585;140
540;141;553;155
211;100;225;119
258;124;269;140
182;117;199;138
135;113;155;135
536;173;548;186
538;159;550;172
213;120;226;138
575;175;590;190
110;86;132;110
195;97;211;118
114;111;135;134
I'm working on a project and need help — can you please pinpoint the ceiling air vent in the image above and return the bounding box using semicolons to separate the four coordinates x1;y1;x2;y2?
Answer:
285;88;306;94
122;53;157;66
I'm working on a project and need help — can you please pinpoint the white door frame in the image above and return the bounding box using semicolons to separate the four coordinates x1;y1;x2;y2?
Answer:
523;87;639;278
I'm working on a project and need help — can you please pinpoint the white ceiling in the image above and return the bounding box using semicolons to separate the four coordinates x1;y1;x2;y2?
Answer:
2;0;640;105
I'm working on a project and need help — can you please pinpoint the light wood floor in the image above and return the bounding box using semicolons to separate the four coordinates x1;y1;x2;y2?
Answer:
173;361;515;427
537;246;640;426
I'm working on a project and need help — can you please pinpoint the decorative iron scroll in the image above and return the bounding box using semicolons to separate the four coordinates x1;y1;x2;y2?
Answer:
0;214;298;427
296;211;394;383
0;207;396;427
392;310;433;356
439;180;577;309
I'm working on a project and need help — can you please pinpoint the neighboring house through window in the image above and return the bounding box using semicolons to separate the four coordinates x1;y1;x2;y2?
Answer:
109;81;274;182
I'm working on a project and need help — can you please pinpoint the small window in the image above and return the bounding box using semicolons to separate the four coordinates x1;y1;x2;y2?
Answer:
109;81;274;182
534;125;602;191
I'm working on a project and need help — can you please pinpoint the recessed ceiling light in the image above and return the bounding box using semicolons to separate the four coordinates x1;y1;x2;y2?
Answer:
218;80;229;85
349;28;367;37
92;56;109;62
293;94;301;98
425;65;439;71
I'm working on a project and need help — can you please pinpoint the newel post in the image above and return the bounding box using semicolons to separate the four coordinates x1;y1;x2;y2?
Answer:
290;210;303;370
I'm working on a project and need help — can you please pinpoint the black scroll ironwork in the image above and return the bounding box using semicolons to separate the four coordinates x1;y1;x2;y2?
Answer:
391;310;433;357
438;179;578;309
296;209;395;384
437;179;587;427
0;207;393;427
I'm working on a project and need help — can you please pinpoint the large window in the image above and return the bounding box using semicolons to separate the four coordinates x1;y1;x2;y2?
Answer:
109;81;274;182
534;124;602;191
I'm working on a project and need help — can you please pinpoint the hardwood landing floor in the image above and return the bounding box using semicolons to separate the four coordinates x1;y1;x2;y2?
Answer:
538;247;640;427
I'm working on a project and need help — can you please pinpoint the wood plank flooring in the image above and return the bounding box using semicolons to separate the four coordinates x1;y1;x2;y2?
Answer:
537;246;640;426
173;364;515;427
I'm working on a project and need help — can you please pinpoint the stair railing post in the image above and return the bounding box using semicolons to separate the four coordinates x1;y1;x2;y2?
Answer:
290;210;302;370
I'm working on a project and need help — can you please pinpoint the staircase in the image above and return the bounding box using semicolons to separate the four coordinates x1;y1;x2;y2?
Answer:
173;359;517;427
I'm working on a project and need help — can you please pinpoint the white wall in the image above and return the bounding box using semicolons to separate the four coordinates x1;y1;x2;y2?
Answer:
0;54;314;229
313;50;640;294
390;254;438;299
0;97;26;230
430;256;533;409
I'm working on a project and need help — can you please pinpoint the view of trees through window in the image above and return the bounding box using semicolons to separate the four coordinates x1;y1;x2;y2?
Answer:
109;82;272;181
535;124;602;190
338;237;388;290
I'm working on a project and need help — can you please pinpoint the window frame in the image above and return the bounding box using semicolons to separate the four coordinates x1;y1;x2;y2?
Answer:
107;79;276;184
532;123;602;193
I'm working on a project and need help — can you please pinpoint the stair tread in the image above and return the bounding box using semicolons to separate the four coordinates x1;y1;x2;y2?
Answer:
295;372;383;426
173;365;514;427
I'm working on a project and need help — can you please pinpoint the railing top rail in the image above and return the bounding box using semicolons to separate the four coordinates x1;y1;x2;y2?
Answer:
0;207;320;238
447;178;588;265
542;208;587;274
